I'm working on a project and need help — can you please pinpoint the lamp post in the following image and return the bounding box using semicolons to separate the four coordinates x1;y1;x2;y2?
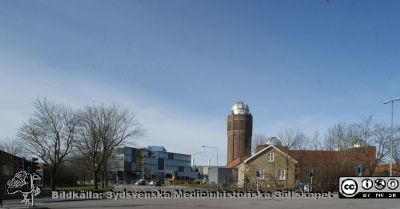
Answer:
202;146;219;167
190;152;202;167
383;98;400;177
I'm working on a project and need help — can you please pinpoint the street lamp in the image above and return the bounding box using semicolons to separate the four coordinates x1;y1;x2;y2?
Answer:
202;146;219;167
383;98;400;177
190;152;202;167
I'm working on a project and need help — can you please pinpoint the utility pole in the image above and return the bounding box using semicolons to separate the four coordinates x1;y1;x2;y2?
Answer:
384;98;400;177
256;170;260;192
31;173;35;207
201;146;218;167
309;169;314;192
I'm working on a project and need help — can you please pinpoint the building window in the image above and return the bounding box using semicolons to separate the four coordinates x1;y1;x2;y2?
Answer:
268;153;274;162
278;169;285;180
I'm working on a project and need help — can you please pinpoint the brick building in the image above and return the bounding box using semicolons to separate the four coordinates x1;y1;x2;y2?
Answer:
0;150;21;191
374;163;400;176
226;101;252;168
237;141;376;191
288;146;376;191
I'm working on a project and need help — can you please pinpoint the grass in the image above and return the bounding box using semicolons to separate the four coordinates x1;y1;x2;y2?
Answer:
180;183;243;191
178;183;220;190
183;184;215;189
5;185;113;199
37;185;113;198
43;185;113;191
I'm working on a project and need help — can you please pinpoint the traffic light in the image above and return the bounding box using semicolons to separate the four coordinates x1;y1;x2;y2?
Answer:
256;170;260;178
31;157;39;173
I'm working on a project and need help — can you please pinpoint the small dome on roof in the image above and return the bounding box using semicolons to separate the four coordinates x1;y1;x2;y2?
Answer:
265;137;282;146
353;138;367;148
231;101;250;115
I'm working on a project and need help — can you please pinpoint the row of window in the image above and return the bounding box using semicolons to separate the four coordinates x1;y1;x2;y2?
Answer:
146;151;190;161
164;159;190;167
117;147;192;161
257;169;286;180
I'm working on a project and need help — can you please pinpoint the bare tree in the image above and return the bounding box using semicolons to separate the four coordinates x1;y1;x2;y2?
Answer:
0;137;25;157
306;131;323;150
359;116;400;175
324;122;351;151
322;116;396;175
75;104;143;189
353;116;374;143
373;124;392;166
63;153;92;186
350;116;377;175
18;98;78;190
251;134;268;154
279;129;308;150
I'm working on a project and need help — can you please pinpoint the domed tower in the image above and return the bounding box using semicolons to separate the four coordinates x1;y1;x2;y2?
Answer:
265;137;283;147
226;101;253;167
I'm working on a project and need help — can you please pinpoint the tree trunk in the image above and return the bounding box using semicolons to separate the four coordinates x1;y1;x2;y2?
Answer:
51;167;57;190
101;172;105;189
103;164;107;188
93;167;98;190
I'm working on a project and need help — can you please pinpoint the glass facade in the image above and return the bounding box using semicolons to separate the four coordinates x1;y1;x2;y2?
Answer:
110;146;197;183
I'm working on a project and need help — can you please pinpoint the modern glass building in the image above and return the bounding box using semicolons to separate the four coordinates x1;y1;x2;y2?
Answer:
109;146;198;183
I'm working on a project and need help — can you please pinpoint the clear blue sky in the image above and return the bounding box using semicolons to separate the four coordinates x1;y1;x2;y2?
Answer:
1;0;399;165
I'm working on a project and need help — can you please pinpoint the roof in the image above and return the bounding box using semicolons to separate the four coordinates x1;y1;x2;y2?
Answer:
288;150;338;163
147;146;167;152
238;145;298;167
288;147;376;165
231;101;250;115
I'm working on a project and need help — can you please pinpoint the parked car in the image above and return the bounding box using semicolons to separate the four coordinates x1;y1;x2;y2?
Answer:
134;179;146;186
148;180;161;186
148;180;156;186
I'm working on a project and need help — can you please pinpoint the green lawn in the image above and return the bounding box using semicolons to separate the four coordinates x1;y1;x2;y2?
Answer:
43;185;113;192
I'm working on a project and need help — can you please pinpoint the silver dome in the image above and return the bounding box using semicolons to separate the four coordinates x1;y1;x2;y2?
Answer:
352;138;367;148
231;101;250;115
265;137;282;146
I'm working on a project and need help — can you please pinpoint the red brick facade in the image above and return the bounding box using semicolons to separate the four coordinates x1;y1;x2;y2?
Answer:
227;114;252;167
248;144;376;191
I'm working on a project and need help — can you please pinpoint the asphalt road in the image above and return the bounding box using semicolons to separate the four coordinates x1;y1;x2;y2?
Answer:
3;186;399;209
3;196;400;209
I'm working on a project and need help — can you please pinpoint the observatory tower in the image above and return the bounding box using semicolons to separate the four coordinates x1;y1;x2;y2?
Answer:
226;101;253;168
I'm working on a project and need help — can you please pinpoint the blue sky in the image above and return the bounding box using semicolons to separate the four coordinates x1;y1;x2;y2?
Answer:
1;0;400;165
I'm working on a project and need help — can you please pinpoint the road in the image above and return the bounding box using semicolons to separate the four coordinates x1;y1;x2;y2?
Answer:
2;196;400;209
